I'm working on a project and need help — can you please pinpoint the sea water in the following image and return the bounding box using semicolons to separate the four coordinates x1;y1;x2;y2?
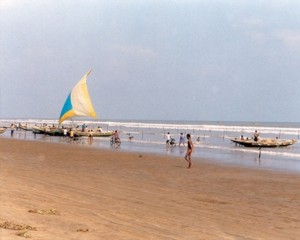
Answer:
1;118;300;173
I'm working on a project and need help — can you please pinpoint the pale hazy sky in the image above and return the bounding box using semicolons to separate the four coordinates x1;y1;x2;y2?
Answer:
1;0;300;122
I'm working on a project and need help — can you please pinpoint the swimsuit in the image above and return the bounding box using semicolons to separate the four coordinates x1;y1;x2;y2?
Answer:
188;140;192;150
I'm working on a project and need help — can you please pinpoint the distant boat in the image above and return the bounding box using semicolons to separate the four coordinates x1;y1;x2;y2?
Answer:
59;70;113;137
231;138;296;148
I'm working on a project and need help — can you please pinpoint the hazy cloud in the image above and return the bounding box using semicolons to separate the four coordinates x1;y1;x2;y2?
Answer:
240;17;265;29
110;44;156;59
275;29;300;51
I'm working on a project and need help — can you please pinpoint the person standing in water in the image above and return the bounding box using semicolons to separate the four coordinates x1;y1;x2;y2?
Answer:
179;132;185;146
254;130;259;141
185;133;193;168
166;132;171;145
10;123;15;137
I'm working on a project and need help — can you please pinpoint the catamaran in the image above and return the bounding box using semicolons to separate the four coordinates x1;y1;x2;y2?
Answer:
59;70;113;137
231;138;296;148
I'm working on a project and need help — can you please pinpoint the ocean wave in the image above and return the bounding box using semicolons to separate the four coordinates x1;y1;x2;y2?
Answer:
1;119;299;133
203;144;300;160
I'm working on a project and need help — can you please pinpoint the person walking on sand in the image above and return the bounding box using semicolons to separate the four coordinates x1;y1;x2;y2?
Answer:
185;133;193;168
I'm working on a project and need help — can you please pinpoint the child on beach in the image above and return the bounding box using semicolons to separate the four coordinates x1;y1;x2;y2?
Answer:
185;133;193;168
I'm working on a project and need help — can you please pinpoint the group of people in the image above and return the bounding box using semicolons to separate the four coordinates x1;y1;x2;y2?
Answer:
166;132;193;169
165;132;187;146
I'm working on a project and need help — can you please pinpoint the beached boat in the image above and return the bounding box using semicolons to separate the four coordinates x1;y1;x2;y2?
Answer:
0;127;6;134
32;126;46;134
58;70;114;137
32;125;65;136
231;138;296;148
74;129;113;137
47;128;64;136
19;124;33;131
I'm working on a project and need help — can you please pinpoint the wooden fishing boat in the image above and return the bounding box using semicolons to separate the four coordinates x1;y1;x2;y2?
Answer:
74;129;114;137
0;127;6;134
47;128;64;136
32;126;46;134
19;124;33;131
32;126;65;136
231;138;296;148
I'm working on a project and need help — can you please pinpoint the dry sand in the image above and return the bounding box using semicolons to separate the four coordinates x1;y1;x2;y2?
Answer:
0;138;300;239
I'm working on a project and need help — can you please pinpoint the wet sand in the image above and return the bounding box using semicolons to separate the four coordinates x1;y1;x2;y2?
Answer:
1;138;300;239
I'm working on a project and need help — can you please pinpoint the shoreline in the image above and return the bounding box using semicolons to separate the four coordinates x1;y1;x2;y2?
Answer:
1;138;300;239
2;132;300;174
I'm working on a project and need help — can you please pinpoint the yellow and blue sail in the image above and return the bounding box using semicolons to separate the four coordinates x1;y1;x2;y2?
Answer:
59;70;97;124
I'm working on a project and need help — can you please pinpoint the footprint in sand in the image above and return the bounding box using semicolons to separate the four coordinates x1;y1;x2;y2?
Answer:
76;228;89;232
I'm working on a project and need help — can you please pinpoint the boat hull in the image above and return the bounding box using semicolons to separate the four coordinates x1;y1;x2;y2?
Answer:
31;126;65;136
32;126;46;134
19;124;33;131
47;128;64;136
231;138;296;148
0;128;6;134
74;130;114;137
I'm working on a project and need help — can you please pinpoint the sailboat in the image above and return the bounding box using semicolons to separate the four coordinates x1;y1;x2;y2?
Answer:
59;70;113;137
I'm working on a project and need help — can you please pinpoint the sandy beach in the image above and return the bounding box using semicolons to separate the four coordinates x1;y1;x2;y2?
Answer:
1;138;300;239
